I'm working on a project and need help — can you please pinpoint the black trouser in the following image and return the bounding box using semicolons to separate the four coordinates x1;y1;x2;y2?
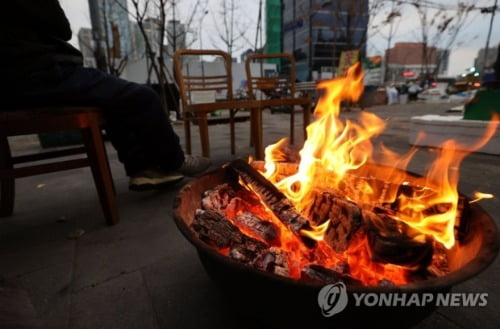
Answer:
3;64;184;176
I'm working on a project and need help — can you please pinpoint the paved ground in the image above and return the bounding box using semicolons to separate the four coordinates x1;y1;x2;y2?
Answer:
1;101;499;329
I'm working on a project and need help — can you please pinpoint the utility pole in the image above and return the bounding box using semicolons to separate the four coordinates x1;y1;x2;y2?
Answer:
481;0;498;73
88;0;108;72
200;10;208;78
384;0;397;82
254;0;263;52
172;0;177;54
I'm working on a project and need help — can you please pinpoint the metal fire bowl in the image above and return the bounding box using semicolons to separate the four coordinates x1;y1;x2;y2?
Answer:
173;165;500;328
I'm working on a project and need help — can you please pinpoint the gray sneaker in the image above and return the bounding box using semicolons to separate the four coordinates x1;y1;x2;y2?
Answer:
129;168;184;191
179;155;211;176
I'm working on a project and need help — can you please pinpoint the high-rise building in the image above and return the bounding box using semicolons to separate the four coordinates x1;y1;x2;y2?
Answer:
129;22;146;61
166;20;187;58
474;47;499;72
77;28;97;68
281;0;369;81
103;0;131;58
265;0;282;67
88;0;131;59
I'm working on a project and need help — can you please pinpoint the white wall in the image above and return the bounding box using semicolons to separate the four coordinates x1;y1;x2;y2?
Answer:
122;58;276;93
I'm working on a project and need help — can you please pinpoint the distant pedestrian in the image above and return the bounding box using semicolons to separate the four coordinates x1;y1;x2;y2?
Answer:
386;84;399;105
408;82;422;102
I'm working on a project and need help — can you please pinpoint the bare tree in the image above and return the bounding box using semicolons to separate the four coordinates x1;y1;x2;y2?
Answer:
408;0;475;80
210;0;250;58
127;0;169;110
376;0;403;82
124;0;202;117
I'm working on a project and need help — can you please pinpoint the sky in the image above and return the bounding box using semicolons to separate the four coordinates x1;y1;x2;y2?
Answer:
60;0;500;77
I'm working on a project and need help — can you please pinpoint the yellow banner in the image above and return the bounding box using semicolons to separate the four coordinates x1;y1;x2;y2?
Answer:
338;50;359;76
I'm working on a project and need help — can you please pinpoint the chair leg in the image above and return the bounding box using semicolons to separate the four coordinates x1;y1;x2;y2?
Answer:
198;113;210;158
81;124;120;225
290;105;295;145
0;136;14;217
184;116;192;155
252;108;264;160
230;109;236;155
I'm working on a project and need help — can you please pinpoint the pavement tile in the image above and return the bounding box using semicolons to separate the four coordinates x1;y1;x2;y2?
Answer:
16;262;73;329
141;251;239;329
69;271;158;329
72;192;188;291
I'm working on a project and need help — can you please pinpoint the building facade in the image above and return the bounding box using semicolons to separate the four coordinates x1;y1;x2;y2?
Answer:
102;0;131;58
384;42;441;82
77;28;97;68
474;47;499;72
281;0;369;81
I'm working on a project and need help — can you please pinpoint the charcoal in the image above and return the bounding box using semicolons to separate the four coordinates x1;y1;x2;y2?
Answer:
253;247;290;277
300;264;362;285
377;279;395;287
201;184;236;212
229;239;268;264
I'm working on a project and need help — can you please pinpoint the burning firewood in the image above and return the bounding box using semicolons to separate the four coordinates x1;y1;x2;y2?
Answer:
233;211;280;246
364;211;434;268
306;191;363;252
202;185;281;245
192;209;291;273
305;190;433;268
192;209;267;255
227;159;315;247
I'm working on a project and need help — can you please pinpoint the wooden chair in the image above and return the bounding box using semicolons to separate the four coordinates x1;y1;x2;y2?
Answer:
0;107;119;225
173;49;263;158
245;53;312;158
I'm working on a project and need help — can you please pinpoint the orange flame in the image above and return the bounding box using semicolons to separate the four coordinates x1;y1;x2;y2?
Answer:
258;62;498;284
469;191;494;204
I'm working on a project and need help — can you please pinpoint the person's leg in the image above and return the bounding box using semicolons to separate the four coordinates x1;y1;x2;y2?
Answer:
5;64;185;176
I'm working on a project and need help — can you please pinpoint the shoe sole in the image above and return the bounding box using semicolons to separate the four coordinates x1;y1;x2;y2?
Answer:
180;164;212;177
129;176;184;191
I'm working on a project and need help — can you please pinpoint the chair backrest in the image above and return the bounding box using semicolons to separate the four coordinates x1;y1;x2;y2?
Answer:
245;53;297;100
173;49;234;116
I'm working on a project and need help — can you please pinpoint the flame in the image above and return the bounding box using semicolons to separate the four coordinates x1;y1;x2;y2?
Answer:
255;61;498;285
269;63;386;213
469;191;494;204
300;220;330;241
